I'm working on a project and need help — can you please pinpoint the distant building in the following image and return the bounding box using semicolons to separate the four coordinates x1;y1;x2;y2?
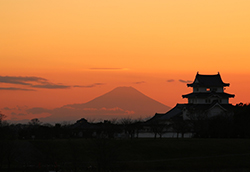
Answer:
149;72;235;124
183;72;234;104
181;72;235;119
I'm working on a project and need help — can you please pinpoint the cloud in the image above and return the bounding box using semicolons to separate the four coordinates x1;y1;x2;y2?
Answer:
11;112;16;116
18;113;26;116
0;75;105;91
132;81;146;84
0;76;47;85
0;87;36;91
166;79;175;82
179;79;192;83
1;106;28;111
26;106;135;123
0;75;72;90
31;84;71;89
11;112;26;116
0;75;109;91
27;107;52;114
3;107;11;110
73;83;105;88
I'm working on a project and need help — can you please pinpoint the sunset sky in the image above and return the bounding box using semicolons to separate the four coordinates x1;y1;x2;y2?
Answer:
1;0;250;121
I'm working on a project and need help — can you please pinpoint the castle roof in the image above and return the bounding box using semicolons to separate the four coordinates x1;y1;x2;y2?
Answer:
144;113;165;124
159;104;185;120
187;73;230;87
182;92;235;99
182;101;235;113
158;102;234;120
146;104;185;122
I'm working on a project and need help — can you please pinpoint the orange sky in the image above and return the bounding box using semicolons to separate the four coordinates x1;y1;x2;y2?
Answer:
1;0;250;121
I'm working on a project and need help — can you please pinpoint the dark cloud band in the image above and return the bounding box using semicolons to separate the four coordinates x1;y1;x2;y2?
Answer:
0;76;47;85
0;75;105;91
32;84;71;89
133;81;146;84
0;87;36;91
73;83;105;88
179;79;192;83
166;79;175;82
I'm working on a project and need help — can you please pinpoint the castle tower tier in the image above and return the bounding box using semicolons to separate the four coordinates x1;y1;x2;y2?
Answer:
182;73;235;104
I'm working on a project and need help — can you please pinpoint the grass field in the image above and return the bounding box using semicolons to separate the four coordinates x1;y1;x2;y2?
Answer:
2;138;250;171
28;138;250;171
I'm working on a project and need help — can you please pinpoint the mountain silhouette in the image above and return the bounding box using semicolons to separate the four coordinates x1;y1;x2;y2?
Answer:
36;86;171;122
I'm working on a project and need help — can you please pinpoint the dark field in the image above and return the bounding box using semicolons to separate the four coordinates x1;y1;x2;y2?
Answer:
1;138;250;171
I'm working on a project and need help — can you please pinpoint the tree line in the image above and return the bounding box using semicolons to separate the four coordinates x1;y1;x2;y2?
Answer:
1;103;250;140
1;103;250;171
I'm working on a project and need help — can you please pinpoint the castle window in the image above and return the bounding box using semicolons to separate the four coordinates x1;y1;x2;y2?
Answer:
211;88;217;92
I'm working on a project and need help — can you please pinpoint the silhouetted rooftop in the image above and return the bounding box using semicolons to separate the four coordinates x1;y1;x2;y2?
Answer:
159;104;184;120
145;113;165;124
187;73;230;87
182;92;235;99
146;104;185;122
183;101;235;113
147;102;235;122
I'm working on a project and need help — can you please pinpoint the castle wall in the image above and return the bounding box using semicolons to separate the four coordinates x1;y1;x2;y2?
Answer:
189;98;228;104
221;99;228;104
193;87;224;93
208;106;225;117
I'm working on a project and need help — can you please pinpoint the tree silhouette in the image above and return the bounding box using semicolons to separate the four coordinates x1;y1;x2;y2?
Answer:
171;116;190;138
119;118;135;139
0;112;6;126
0;112;8;139
29;118;42;126
151;121;168;139
234;103;250;138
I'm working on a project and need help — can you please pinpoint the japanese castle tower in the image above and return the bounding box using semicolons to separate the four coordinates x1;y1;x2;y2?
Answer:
150;72;235;122
182;72;235;104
